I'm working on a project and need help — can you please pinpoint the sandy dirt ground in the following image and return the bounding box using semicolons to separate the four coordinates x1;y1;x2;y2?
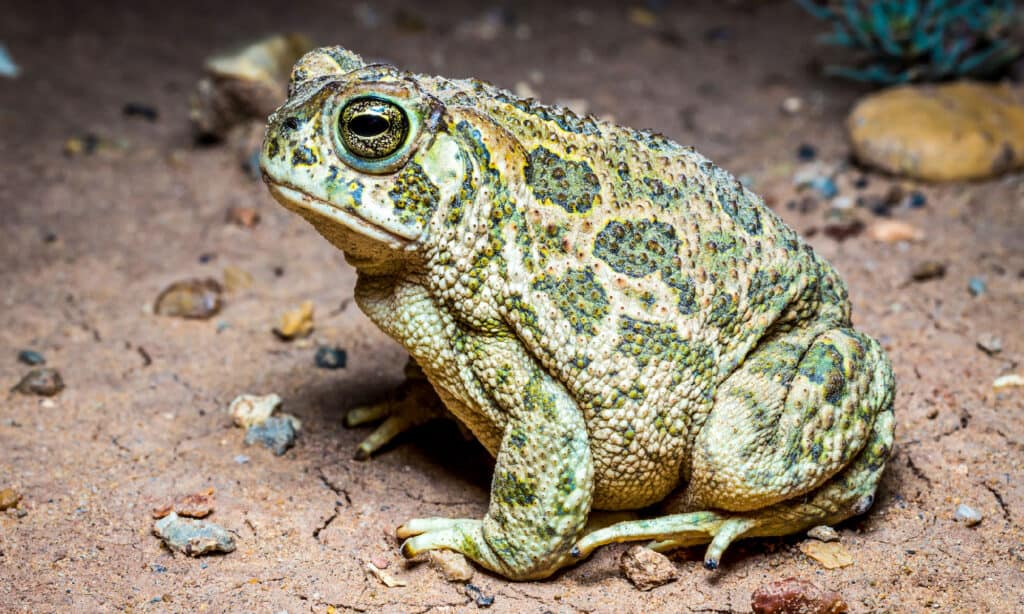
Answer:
2;1;1023;612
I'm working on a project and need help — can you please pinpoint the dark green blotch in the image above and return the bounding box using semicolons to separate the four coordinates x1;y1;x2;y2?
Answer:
533;268;609;336
494;470;537;506
389;161;440;227
523;371;559;419
798;341;847;406
708;292;738;327
615;315;712;371
594;219;675;277
594;219;697;314
524;146;600;214
704;162;762;235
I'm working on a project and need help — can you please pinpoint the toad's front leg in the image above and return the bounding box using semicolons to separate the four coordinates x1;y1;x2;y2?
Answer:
397;335;594;580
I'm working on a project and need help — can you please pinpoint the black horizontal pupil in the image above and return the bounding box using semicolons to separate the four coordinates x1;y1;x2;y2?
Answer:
350;113;389;138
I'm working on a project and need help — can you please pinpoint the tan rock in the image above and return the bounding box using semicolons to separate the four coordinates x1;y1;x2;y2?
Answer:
229;393;282;429
868;220;925;243
620;545;679;591
0;488;22;511
190;34;313;139
428;550;475;583
799;540;853;569
848;82;1024;181
274;300;315;340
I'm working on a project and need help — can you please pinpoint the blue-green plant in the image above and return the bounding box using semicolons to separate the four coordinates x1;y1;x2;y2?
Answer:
796;0;1021;83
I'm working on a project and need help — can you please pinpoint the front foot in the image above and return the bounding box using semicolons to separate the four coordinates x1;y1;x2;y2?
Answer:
344;376;445;459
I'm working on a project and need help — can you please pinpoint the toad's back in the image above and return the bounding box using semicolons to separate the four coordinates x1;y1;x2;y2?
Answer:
416;80;853;508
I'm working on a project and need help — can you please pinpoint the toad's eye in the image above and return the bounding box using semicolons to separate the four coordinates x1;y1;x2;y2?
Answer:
338;97;409;159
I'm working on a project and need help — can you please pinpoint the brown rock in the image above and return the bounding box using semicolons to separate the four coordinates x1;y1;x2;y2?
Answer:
620;545;679;591
0;488;22;511
12;368;64;397
848;82;1024;181
751;577;848;614
154;278;223;319
153;488;216;519
822;219;864;242
226;206;260;228
910;260;946;282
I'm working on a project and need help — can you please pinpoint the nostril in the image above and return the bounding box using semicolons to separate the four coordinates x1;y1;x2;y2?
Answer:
282;117;300;131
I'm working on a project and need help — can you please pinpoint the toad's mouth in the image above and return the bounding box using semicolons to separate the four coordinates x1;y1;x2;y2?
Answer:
266;183;415;249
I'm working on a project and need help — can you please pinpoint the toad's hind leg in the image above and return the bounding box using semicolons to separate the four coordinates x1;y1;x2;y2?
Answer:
572;326;895;568
573;405;893;568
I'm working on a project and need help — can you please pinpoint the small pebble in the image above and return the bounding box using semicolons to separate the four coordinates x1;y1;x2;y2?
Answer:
620;545;679;591
868;220;924;243
968;277;987;297
781;96;804;115
225;206;260;228
229;393;282;429
0;488;22;511
366;561;407;587
12;368;64;397
244;416;296;456
807;525;839;542
954;503;983;526
823;219;865;242
907;190;927;208
428;550;475;583
976;334;1003;355
63;133;100;156
122;102;159;121
830;196;853;210
910;261;946;282
274;300;315;340
233;454;250;464
993;374;1024;389
154;278;223;319
796;143;817;161
809;176;837;199
751;577;848;614
464;583;495;608
153;512;236;556
315;346;348;370
16;349;45;365
0;43;20;78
